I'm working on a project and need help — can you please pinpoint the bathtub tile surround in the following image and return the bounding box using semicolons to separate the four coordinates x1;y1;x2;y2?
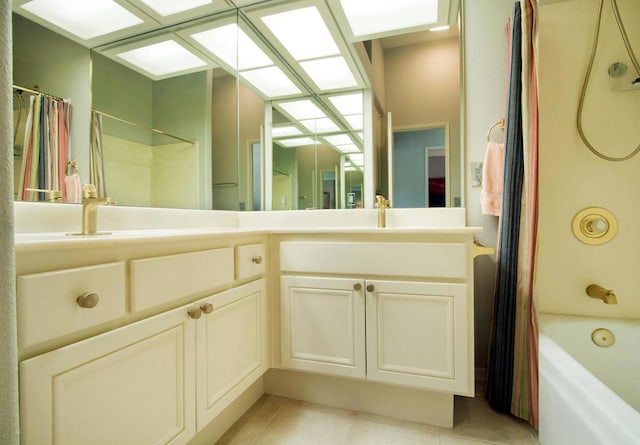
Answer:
218;395;538;445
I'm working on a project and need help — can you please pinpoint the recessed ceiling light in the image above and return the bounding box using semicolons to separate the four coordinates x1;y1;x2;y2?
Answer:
137;0;213;16
324;134;353;146
276;137;316;147
240;66;301;98
117;39;207;76
192;23;272;70
334;143;360;153
272;126;303;138
339;0;438;37
328;92;363;115
299;56;357;90
278;100;326;121
299;118;341;134
261;6;339;60
20;0;144;40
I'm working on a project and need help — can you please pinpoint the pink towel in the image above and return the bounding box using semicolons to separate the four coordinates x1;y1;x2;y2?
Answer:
64;173;82;204
481;141;505;216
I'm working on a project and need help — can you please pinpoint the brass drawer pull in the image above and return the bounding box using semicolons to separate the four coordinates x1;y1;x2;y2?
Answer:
353;283;362;291
366;284;375;292
188;308;202;319
77;292;99;308
200;303;214;314
252;256;263;264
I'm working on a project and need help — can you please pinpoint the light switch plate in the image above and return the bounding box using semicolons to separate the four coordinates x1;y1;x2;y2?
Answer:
471;162;483;187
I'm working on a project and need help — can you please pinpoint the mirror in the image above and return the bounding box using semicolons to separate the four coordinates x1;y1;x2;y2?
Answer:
11;0;462;211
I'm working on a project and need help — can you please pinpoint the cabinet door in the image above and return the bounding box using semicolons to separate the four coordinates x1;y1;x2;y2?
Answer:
365;280;472;395
20;305;197;445
280;276;366;378
196;279;267;429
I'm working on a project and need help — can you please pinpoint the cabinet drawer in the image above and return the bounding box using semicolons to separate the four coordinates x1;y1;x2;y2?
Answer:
17;262;126;348
280;242;468;278
235;244;266;280
130;248;234;312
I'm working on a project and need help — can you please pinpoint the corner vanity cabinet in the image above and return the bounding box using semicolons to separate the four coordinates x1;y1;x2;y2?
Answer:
16;238;268;445
278;238;475;396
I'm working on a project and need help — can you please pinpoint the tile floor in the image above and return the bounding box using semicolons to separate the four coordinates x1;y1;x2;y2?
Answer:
217;395;538;445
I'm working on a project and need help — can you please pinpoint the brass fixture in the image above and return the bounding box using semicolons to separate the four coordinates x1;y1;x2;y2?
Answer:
375;194;390;228
353;283;362;291
472;240;496;258
591;328;615;347
252;256;263;264
188;308;202;319
25;188;62;202
200;303;214;314
70;184;116;236
572;207;617;245
586;284;618;304
76;292;99;308
366;284;375;292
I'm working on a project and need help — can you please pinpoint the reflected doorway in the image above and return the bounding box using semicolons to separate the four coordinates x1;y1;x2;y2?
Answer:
392;126;448;208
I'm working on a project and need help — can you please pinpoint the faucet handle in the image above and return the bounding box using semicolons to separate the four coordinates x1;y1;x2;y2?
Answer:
82;184;97;199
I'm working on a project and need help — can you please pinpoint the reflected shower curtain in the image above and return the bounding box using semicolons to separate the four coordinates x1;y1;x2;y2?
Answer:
90;111;107;198
18;95;71;201
486;0;539;429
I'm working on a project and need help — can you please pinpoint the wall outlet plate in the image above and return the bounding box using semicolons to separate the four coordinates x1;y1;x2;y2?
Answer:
471;162;483;187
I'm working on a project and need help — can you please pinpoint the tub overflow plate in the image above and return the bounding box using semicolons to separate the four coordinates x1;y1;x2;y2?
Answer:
591;328;615;347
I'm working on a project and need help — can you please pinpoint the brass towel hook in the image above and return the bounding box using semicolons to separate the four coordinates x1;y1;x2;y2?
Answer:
486;118;506;141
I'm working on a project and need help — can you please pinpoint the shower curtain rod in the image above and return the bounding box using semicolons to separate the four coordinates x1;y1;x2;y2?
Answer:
93;109;197;145
12;84;64;101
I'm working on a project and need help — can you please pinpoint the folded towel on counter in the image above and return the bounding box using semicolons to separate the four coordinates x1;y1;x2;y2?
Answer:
481;141;505;216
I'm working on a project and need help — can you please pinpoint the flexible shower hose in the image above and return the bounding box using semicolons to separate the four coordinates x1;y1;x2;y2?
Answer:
577;0;640;161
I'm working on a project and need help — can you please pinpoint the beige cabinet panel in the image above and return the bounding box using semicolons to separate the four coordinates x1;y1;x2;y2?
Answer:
196;279;267;429
366;280;472;394
20;304;197;445
280;276;366;379
235;243;266;280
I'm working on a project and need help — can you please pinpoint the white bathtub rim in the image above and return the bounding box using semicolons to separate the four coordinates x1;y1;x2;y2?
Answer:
539;334;640;444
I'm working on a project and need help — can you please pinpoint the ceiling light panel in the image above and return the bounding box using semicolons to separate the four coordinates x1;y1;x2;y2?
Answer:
127;0;232;25
260;6;339;60
18;0;145;40
240;66;302;98
334;143;360;153
116;39;208;77
328;92;363;115
137;0;212;16
190;23;273;71
339;0;438;37
277;100;326;121
344;114;363;130
323;134;353;146
272;126;304;138
276;137;316;147
299;56;357;90
299;117;340;134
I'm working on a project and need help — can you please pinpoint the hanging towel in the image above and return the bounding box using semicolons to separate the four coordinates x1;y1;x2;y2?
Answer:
64;160;82;203
481;141;505;216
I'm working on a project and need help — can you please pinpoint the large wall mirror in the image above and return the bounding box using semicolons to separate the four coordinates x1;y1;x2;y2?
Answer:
11;0;462;211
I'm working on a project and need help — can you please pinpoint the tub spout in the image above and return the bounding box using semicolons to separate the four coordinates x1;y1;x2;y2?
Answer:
586;284;618;304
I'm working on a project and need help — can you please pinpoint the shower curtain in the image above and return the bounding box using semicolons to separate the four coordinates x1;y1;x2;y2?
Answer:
90;110;107;198
486;0;539;429
18;95;71;201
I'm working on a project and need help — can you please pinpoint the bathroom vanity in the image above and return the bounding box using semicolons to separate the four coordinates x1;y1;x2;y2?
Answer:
14;204;483;445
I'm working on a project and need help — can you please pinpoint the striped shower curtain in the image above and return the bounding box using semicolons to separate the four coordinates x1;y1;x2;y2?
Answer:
486;0;539;429
90;111;107;198
18;95;71;201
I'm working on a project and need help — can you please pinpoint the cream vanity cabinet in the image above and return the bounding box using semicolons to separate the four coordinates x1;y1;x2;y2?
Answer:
279;239;474;396
18;242;268;445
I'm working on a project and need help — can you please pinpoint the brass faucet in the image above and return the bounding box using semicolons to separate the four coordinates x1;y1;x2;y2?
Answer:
375;194;390;228
80;184;116;235
586;284;618;305
26;188;62;202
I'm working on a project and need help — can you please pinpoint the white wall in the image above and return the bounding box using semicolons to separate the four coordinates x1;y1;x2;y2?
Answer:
463;0;514;368
536;0;640;317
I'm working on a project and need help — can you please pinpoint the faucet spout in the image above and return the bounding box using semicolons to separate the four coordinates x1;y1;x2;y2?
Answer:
586;284;618;305
79;185;116;235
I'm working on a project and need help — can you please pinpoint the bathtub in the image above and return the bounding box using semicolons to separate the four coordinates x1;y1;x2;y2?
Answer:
539;313;640;445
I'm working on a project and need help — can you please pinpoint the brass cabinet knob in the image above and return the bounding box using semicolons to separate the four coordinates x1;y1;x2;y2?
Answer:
366;284;375;292
353;283;362;291
252;256;263;264
188;308;202;319
200;303;214;314
77;292;99;308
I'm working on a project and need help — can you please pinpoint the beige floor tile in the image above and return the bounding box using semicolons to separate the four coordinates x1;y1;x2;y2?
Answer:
439;432;502;445
217;395;288;445
345;417;440;445
255;401;355;445
451;396;538;445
